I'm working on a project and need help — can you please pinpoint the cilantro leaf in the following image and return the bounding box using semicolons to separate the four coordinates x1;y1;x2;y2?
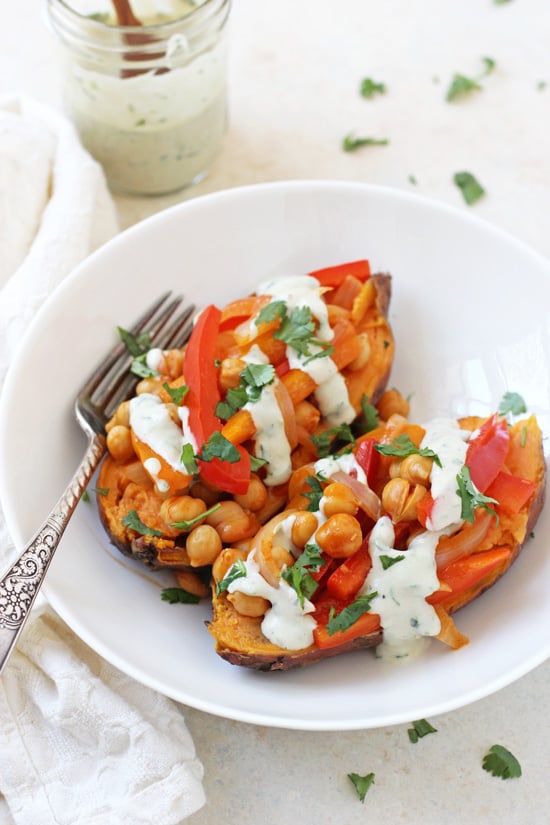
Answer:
311;424;356;458
180;443;199;475
163;382;189;405
407;718;438;743
456;465;499;523
255;300;287;326
216;364;275;419
118;326;158;378
281;543;324;607
199;432;241;464
498;391;527;418
352;394;379;437
360;77;386;98
453;171;485;205
326;592;378;635
379;554;405;570
375;433;441;467
304;475;325;512
342;134;389;152
241;362;276;389
482;745;522;779
249;454;269;472
122;509;163;536
170;502;221;532
446;56;495;101
216;559;247;596
161;587;200;605
348;772;375;803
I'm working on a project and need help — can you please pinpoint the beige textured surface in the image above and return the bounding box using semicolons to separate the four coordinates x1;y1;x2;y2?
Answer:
2;0;550;822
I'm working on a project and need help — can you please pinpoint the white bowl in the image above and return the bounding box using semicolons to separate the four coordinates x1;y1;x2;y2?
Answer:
2;180;550;730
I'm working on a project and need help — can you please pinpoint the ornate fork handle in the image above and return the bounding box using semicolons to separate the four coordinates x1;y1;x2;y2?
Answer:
0;433;106;673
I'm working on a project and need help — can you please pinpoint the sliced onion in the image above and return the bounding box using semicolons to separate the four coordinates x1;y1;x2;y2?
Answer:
274;380;298;450
248;509;300;587
331;470;381;521
435;512;493;571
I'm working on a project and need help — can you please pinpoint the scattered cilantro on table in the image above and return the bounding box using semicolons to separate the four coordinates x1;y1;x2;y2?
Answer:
482;745;522;779
453;171;485;205
359;77;386;99
348;771;375;803
408;718;438;743
446;57;496;102
342;134;389;152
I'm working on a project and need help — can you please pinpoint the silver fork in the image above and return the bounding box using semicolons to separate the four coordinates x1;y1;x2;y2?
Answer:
0;292;195;673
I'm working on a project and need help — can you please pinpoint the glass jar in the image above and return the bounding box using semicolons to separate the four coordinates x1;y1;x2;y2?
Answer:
46;0;230;195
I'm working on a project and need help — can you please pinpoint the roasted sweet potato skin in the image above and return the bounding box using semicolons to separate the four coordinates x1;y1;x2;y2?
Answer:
208;415;546;671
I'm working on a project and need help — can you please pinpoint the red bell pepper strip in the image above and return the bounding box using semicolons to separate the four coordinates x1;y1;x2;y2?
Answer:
326;536;372;601
308;259;371;289
426;547;512;605
465;414;510;493
416;491;435;528
183;305;250;494
312;593;380;649
355;438;380;489
485;471;537;515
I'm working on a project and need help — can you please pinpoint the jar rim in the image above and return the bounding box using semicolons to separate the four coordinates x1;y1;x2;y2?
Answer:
48;0;227;32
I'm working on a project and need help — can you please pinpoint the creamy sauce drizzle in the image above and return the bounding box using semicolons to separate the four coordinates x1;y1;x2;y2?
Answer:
129;393;190;484
421;417;470;531
228;552;316;649
362;516;442;661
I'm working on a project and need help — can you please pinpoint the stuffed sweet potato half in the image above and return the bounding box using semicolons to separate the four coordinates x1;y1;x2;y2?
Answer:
208;401;545;670
96;260;394;595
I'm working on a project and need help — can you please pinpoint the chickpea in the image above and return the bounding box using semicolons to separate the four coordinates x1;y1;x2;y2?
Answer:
398;454;433;486
219;357;246;391
315;513;363;558
106;425;135;462
186;525;223;567
381;477;427;522
212;547;248;584
234;475;268;512
377;389;410;421
174;569;210;599
206;500;257;543
290;511;319;548
136;376;164;395
259;544;295;585
321;482;359;517
160;495;206;526
227;591;270;618
351;279;376;324
347;332;371;371
105;400;131;432
162;349;184;379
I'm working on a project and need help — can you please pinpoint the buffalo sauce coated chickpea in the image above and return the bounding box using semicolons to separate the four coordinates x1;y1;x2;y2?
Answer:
315;513;363;558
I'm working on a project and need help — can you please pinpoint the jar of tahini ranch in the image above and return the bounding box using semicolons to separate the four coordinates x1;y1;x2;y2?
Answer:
47;0;230;194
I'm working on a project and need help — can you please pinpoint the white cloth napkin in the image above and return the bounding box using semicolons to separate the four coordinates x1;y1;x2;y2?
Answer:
0;97;205;824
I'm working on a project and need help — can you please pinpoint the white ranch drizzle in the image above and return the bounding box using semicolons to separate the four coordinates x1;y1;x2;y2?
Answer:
421;417;470;532
129;393;190;484
227;551;316;650
361;516;442;661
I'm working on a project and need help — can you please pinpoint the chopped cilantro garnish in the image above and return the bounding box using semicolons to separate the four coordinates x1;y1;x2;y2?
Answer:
170;502;221;532
456;465;499;523
118;326;157;378
342;134;389;152
453;171;485;205
216;559;248;596
359;77;386;98
498;391;527;418
160;587;200;605
215;363;275;420
375;433;441;466
407;718;438;743
180;443;199;475
82;490;90;502
482;745;522;779
379;554;405;570
122;509;163;537
249;454;269;472
311;424;356;458
326;592;378;635
163;382;189;405
348;771;375;803
304;475;325;512
281;543;324;607
199;432;241;464
446;57;495;101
